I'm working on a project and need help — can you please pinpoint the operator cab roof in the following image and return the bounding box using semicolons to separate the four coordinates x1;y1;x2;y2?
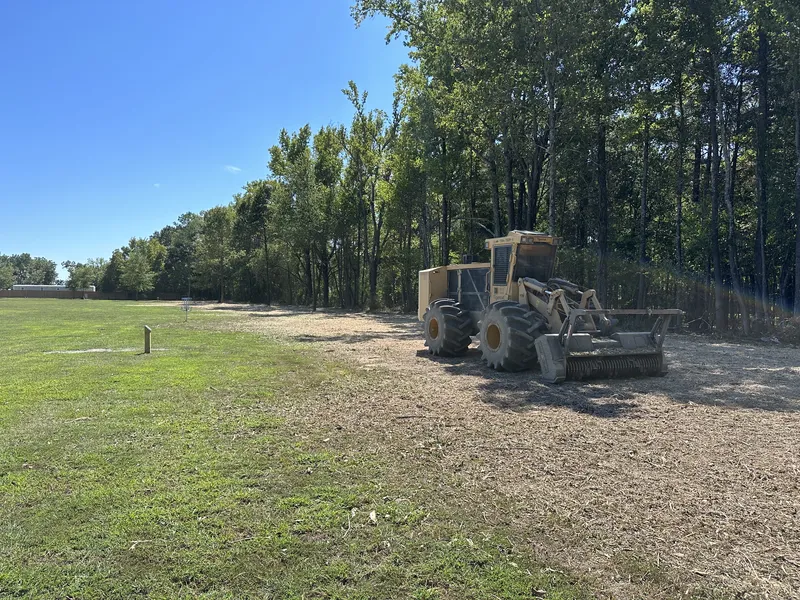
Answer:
485;231;558;249
509;230;548;236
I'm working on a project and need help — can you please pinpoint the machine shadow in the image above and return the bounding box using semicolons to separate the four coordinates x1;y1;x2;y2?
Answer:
418;335;800;415
418;349;642;418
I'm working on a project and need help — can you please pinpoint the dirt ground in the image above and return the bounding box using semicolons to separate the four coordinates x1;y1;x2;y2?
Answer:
203;304;800;599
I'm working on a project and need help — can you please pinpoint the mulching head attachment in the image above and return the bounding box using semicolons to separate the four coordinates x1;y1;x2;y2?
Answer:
534;309;681;384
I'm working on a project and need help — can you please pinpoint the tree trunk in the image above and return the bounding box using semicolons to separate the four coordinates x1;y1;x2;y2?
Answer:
487;147;502;236
321;248;330;308
637;117;650;309
369;256;378;309
755;28;770;326
420;175;431;270
503;128;515;232
262;224;271;305
701;140;713;322
526;140;544;231
287;261;293;304
311;254;317;312
709;64;725;333
676;76;686;275
547;71;557;235
780;249;792;312
597;122;609;306
578;160;589;247
315;261;321;310
469;153;477;255
405;219;414;311
692;137;702;205
362;193;369;307
518;178;526;229
441;189;449;266
441;139;450;265
369;181;381;310
304;246;313;306
795;60;800;316
337;243;346;308
218;250;224;303
716;64;750;335
355;185;363;307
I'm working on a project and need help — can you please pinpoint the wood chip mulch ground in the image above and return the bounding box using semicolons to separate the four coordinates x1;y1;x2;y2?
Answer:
205;304;800;599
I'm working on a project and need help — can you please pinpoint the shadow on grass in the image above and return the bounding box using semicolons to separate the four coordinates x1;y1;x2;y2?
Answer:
204;303;414;322
207;304;423;344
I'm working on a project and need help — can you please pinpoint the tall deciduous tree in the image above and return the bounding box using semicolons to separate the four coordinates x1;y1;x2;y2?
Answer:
120;245;156;299
342;81;398;308
234;182;273;304
0;258;13;289
63;258;107;290
196;206;235;303
6;253;57;285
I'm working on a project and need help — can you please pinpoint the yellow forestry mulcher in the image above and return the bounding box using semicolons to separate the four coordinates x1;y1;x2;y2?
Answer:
418;231;682;383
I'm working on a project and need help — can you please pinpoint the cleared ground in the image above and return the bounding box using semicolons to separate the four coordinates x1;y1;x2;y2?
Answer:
206;304;800;599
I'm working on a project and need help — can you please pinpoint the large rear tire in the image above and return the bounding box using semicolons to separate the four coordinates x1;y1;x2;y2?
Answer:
423;299;473;357
479;302;547;371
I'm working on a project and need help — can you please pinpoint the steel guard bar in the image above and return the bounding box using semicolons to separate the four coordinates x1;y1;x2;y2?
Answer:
557;308;684;355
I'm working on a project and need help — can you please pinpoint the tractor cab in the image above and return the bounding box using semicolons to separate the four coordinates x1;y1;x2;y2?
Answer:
485;231;558;304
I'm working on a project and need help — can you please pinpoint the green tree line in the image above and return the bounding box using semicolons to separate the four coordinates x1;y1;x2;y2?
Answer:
34;1;800;335
0;254;58;289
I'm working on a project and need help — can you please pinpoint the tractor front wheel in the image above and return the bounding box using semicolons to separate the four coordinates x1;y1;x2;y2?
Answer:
479;302;546;371
423;299;472;357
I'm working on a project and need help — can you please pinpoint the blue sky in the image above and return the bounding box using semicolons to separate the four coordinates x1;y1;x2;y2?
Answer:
0;0;408;278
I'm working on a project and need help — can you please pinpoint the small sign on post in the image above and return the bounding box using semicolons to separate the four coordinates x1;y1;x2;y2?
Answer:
144;326;152;354
181;297;192;322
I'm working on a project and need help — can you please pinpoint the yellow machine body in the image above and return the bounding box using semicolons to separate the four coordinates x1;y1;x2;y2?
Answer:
418;231;681;383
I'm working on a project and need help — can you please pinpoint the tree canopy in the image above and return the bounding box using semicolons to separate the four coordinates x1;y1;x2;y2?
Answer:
0;254;57;286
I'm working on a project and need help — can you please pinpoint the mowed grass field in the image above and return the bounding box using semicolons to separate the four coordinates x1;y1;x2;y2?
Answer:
0;299;583;599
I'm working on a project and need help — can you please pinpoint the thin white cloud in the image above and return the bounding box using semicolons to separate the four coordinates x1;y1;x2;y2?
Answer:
224;165;242;173
153;183;161;188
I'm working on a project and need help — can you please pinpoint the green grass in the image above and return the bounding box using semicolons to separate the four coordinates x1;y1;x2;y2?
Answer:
0;299;585;599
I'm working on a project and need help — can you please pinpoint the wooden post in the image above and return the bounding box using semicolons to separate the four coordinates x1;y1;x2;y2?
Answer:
144;326;151;354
